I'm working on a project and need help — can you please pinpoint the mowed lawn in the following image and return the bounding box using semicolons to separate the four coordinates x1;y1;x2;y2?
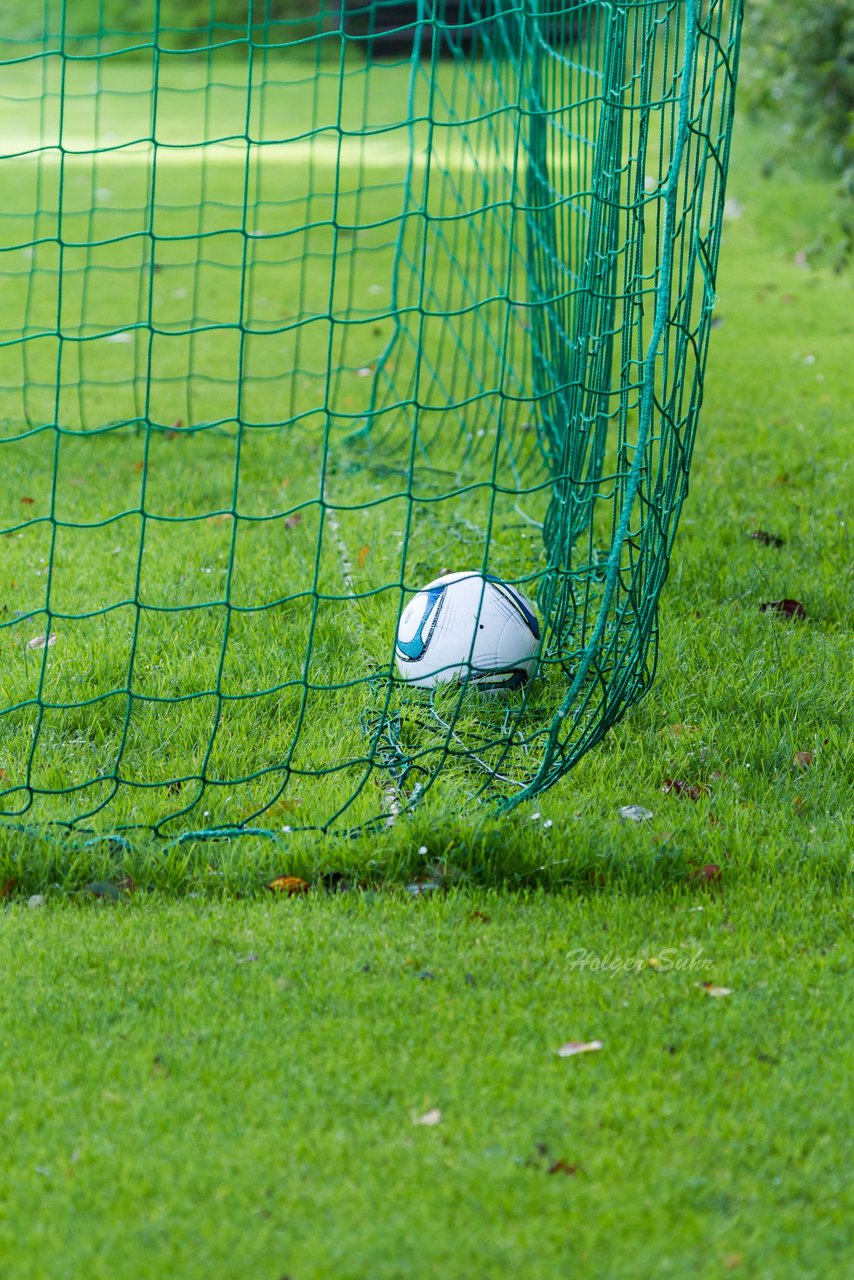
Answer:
1;51;853;1280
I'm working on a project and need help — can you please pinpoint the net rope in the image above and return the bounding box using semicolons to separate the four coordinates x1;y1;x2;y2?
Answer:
0;0;744;838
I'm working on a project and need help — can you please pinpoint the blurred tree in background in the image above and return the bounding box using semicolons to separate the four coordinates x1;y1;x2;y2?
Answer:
744;0;853;267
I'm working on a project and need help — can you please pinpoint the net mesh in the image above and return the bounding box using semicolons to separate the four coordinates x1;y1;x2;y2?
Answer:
0;0;744;838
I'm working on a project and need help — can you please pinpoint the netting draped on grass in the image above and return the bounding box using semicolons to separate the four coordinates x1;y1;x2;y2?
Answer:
0;1;744;838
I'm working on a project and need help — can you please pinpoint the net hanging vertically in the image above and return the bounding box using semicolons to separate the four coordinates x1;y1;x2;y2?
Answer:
0;1;744;837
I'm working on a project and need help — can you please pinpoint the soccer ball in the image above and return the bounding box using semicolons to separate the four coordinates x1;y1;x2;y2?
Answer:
395;571;540;690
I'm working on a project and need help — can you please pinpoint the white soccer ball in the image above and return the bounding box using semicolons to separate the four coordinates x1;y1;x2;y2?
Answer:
395;571;540;690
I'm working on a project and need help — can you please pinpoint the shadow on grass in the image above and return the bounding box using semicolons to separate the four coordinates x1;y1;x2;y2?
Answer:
1;808;848;901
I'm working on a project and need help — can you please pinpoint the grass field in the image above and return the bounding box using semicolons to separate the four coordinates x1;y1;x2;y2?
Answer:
2;885;852;1279
1;26;853;1280
0;47;618;834
0;29;752;838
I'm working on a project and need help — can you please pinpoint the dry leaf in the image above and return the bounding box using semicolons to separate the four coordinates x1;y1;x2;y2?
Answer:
547;1160;580;1176
749;529;784;548
662;778;709;801
701;983;733;998
664;723;698;737
267;796;302;814
0;877;16;898
27;634;57;651
468;911;491;924
413;1108;442;1126
357;544;371;568
793;751;814;769
689;863;723;884
267;875;310;895
759;598;808;620
20;496;35;506
557;1040;603;1057
284;514;302;529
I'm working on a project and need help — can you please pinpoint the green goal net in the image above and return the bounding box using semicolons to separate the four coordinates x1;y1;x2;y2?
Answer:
0;0;744;839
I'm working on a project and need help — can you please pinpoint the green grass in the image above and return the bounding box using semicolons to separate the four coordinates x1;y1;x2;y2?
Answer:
1;34;853;1280
1;48;579;833
1;48;850;846
2;885;852;1279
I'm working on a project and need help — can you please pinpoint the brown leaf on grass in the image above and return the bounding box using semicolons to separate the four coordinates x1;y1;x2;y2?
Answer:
116;875;136;894
759;598;808;620
283;513;302;529
26;634;57;651
20;496;35;506
793;751;814;769
556;1040;603;1058
468;910;491;924
723;1254;744;1271
701;982;733;998
266;875;310;895
413;1108;442;1126
547;1160;580;1176
357;544;371;568
267;796;302;814
0;877;16;898
749;529;785;548
662;778;710;801
689;863;722;885
663;723;698;737
0;768;8;781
